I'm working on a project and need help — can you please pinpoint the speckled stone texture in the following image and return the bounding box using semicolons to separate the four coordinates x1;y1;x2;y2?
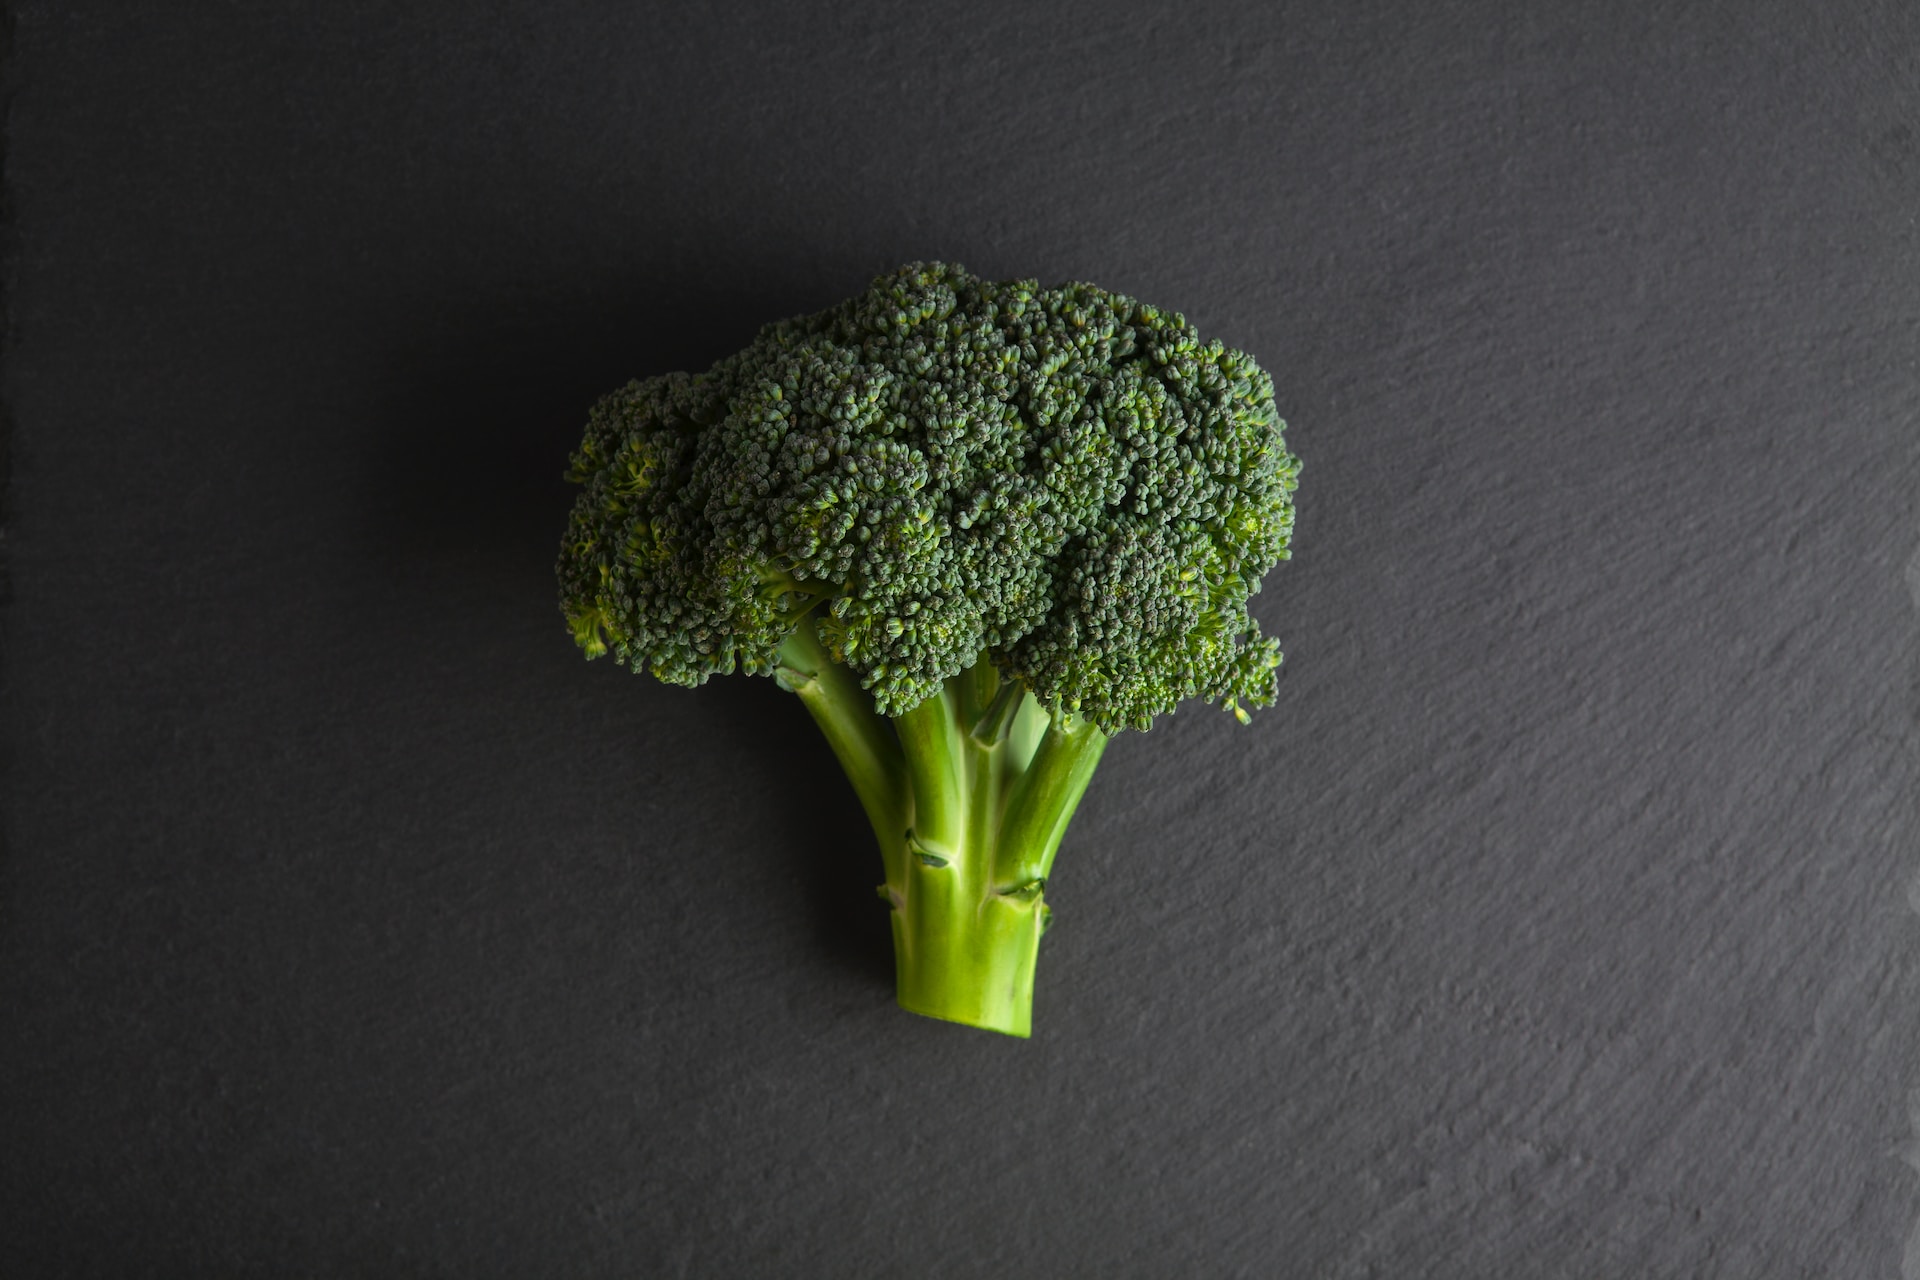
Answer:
3;2;1917;1275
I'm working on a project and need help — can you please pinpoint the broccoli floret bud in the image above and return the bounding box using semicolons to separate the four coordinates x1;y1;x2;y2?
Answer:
558;262;1299;733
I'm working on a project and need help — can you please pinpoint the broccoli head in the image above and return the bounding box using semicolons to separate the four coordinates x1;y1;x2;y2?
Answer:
559;262;1300;1035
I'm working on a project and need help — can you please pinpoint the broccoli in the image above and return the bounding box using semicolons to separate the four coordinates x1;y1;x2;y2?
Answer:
557;262;1300;1036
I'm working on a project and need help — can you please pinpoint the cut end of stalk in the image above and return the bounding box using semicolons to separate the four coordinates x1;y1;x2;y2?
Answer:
896;992;1034;1039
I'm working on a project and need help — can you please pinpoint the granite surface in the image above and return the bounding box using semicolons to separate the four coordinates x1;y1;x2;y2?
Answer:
4;2;1917;1274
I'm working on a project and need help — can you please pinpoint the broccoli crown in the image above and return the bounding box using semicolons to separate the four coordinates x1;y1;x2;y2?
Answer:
558;262;1300;733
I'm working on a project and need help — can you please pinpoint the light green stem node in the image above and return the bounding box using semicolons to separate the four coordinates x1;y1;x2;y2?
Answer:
780;641;1107;1037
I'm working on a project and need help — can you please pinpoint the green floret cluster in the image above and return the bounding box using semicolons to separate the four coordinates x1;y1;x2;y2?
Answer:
558;261;1299;734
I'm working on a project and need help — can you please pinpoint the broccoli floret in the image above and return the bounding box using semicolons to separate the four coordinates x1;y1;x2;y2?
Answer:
558;263;1300;1036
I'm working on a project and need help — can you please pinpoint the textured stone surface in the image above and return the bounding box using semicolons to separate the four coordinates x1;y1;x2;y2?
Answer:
3;1;1917;1274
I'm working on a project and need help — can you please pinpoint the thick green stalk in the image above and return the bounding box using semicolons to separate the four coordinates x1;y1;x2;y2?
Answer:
890;680;1032;1031
779;645;1107;1038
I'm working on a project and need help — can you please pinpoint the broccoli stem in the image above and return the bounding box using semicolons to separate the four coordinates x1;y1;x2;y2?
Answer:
994;715;1108;888
776;619;910;890
892;684;968;862
781;640;1109;1037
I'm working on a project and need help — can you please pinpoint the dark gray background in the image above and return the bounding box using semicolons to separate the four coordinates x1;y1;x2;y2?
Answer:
4;1;1917;1275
